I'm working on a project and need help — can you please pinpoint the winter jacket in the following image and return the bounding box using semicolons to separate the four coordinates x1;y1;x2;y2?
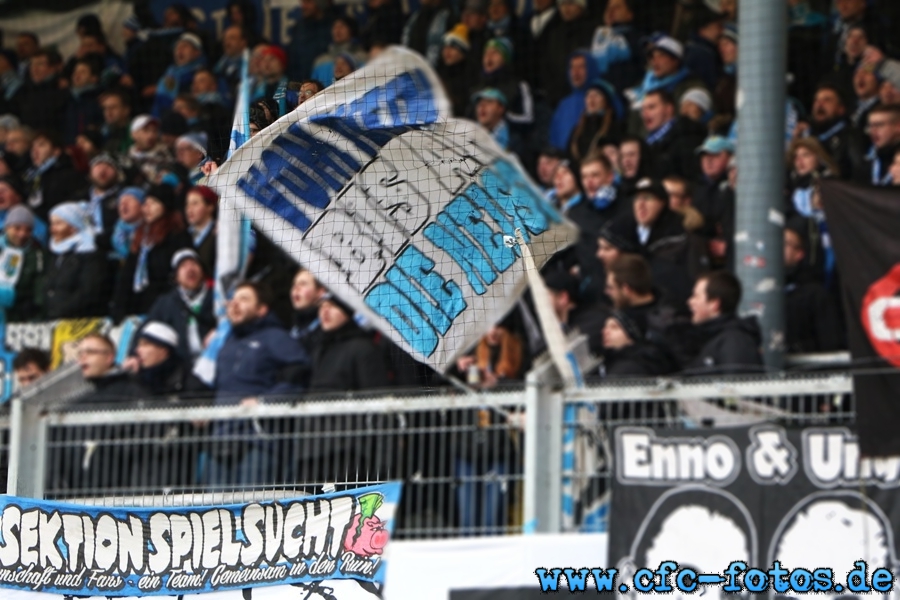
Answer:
683;315;764;375
602;341;677;377
287;13;334;80
402;4;453;66
308;322;388;393
437;59;471;117
13;76;67;132
549;50;601;150
1;239;47;323
360;1;404;48
215;313;310;405
64;86;105;145
810;117;864;181
45;249;110;319
144;286;216;361
785;265;844;353
113;229;193;320
683;34;722;92
644;117;706;180
25;155;86;223
542;15;598;107
290;306;322;355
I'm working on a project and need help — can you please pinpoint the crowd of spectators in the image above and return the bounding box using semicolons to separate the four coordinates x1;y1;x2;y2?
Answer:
1;0;900;411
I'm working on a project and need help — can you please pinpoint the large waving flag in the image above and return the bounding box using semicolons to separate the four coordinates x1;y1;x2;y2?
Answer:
194;49;254;385
208;46;578;371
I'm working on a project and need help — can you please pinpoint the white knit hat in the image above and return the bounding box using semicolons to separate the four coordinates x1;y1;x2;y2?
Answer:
140;321;179;350
681;87;713;113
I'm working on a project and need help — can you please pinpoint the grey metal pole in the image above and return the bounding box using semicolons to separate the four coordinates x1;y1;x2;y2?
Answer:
735;0;787;369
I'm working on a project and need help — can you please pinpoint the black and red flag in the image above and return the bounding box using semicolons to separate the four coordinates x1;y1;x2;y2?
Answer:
822;180;900;456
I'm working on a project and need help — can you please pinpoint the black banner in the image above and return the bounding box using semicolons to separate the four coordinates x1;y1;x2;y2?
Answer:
821;181;900;456
609;425;900;594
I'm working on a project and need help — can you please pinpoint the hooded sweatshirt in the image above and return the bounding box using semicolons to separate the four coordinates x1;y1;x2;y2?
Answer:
549;50;600;150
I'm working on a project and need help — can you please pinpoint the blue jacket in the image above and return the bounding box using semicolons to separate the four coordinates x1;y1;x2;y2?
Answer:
214;313;310;405
549;50;600;150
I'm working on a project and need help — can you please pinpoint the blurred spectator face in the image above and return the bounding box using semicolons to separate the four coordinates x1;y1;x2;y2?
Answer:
812;88;845;124
50;216;76;244
552;165;578;200
463;9;487;31
332;19;353;44
844;27;867;60
163;7;183;28
488;0;508;22
174;40;202;67
680;99;704;122
14;361;44;388
441;44;465;66
620;141;641;177
548;289;573;321
118;193;143;224
603;317;632;350
78;36;105;58
16;34;39;60
569;56;587;88
229;3;246;24
176;142;205;171
77;337;115;379
558;0;583;21
476;98;505;130
227;286;267;326
881;81;900;106
30;136;57;168
298;81;321;104
585;88;606;115
793;146;818;176
71;63;97;89
319;299;350;331
260;53;285;79
333;56;354;80
222;26;246;57
6;222;32;248
135;338;170;369
784;229;805;268
173;97;199;121
853;66;879;99
291;270;324;311
185;190;215;228
580;160;613;197
482;47;505;74
701;151;731;181
641;94;674;132
132;123;160;151
29;55;53;83
191;71;218;95
75;134;99;160
176;258;204;291
604;0;634;25
596;238;620;269
534;0;554;10
633;192;665;227
890;151;900;185
90;162;118;190
142;196;165;224
5;129;31;157
720;0;736;19
300;0;322;19
867;111;900;149
649;49;679;79
537;154;561;187
249;44;267;78
718;37;737;65
0;182;21;211
836;0;866;21
688;278;719;324
605;273;628;308
663;179;691;211
101;94;130;126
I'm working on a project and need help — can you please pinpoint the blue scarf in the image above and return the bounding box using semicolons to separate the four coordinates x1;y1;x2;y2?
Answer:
867;146;894;185
816;120;846;143
156;57;205;106
646;119;675;146
630;67;690;106
51;232;95;255
196;91;224;106
591;25;633;75
588;185;617;210
1;71;21;101
491;120;510;150
111;219;139;261
190;220;214;247
24;155;57;183
132;225;155;293
792;186;814;217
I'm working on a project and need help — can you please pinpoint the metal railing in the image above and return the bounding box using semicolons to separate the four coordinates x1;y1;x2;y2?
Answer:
5;368;858;539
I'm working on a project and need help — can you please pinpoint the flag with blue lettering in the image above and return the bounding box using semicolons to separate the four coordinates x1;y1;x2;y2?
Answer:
209;47;579;370
194;49;253;385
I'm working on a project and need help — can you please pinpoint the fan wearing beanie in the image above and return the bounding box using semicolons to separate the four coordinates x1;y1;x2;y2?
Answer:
153;32;207;117
112;184;192;320
45;202;110;319
437;24;472;116
134;321;207;396
600;309;673;377
0;205;47;322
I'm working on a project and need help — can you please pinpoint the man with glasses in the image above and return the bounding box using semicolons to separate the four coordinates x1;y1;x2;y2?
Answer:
76;333;147;404
863;104;900;185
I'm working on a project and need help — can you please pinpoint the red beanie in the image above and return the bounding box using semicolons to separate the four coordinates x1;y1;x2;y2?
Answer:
189;185;219;207
260;45;287;70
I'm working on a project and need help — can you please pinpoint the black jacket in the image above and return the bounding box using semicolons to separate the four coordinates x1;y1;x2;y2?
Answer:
683;315;764;375
437;59;470;118
646;117;706;180
45;249;110;319
138;356;210;399
144;286;216;361
810;117;864;181
26;155;85;223
113;229;193;320
13;76;67;132
785;265;844;353
602;342;677;377
308;322;389;394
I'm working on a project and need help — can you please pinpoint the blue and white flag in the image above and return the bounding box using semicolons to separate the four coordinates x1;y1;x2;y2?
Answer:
209;46;578;370
0;483;401;597
194;49;253;385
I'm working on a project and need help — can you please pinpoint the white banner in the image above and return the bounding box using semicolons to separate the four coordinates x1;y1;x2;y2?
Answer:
209;46;578;371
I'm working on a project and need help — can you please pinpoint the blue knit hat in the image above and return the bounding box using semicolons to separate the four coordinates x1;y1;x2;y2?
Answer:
119;186;147;205
50;202;91;232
